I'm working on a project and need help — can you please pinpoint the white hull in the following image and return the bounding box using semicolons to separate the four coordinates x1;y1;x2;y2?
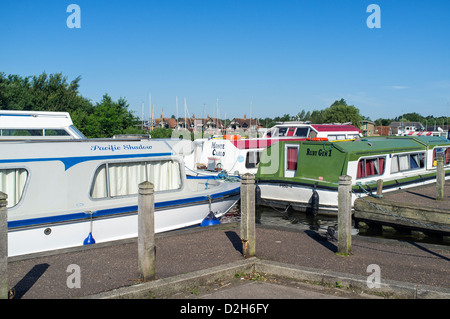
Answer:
257;176;448;216
0;138;240;258
8;190;239;257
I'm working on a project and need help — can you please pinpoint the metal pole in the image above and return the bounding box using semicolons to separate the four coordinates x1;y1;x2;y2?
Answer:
337;175;352;256
0;192;8;299
240;173;256;258
138;181;156;281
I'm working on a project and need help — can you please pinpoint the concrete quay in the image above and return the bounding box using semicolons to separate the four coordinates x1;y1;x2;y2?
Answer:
6;222;450;300
354;182;450;235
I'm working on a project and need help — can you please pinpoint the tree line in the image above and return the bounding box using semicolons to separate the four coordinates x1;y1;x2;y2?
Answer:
1;72;448;138
0;72;144;138
257;98;366;128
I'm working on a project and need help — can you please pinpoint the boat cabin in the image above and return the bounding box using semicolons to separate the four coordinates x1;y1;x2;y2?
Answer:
256;136;450;214
262;122;362;141
185;122;362;176
0;110;86;140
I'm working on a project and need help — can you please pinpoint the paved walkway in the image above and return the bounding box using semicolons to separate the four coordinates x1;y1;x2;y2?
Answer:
6;222;450;299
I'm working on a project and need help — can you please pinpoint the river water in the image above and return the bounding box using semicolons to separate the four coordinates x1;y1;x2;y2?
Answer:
221;203;450;247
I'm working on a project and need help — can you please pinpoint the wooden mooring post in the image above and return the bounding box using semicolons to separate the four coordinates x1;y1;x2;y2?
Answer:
337;175;352;256
376;179;383;197
240;173;256;258
436;152;445;201
0;192;8;299
138;181;156;281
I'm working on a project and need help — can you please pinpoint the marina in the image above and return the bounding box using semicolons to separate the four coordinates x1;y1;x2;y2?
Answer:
2;0;450;305
0;112;449;301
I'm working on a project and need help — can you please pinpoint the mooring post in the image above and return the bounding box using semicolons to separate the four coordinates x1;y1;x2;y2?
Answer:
0;192;8;299
138;181;156;281
436;152;445;201
337;175;352;256
240;173;256;258
376;179;383;197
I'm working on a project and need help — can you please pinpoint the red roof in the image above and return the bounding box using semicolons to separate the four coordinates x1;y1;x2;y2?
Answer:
311;124;362;133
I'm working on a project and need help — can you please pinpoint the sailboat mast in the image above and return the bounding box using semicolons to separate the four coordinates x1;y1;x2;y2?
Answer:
176;96;179;130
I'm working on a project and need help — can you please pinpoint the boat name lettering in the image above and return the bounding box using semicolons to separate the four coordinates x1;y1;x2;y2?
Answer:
90;144;152;152
306;148;332;157
212;142;225;157
211;142;225;149
123;144;152;150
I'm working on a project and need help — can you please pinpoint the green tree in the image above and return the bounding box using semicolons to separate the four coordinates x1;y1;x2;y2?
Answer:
0;72;143;138
85;94;142;138
149;127;173;138
322;99;362;127
309;110;324;124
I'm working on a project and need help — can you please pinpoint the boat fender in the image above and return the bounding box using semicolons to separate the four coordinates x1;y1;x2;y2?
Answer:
201;195;220;226
200;211;221;227
255;185;261;205
83;212;96;245
311;190;319;215
83;232;96;245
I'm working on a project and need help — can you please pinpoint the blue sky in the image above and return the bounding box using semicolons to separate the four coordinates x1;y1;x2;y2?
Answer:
1;0;449;122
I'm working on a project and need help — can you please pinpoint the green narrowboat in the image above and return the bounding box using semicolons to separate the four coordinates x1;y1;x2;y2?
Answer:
255;136;450;215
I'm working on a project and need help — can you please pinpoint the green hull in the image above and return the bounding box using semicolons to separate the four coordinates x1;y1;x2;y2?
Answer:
256;136;450;192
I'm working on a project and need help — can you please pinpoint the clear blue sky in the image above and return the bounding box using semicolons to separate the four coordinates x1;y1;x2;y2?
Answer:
1;0;449;122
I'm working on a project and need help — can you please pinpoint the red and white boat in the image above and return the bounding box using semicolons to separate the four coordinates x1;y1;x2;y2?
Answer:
184;121;362;176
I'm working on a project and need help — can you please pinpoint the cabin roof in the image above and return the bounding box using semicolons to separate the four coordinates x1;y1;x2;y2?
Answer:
0;110;74;128
311;124;361;133
256;135;450;184
332;136;450;159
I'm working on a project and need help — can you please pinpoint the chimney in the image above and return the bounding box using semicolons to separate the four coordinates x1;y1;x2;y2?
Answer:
244;114;246;119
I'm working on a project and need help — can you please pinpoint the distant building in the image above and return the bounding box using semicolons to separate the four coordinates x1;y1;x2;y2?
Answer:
227;115;261;133
360;120;375;136
374;126;392;136
154;117;177;129
390;121;449;138
390;121;424;136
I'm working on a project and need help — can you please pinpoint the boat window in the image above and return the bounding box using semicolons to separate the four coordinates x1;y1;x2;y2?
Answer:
69;125;87;139
432;147;450;166
278;128;288;137
327;134;346;141
294;127;309;137
391;152;425;173
327;135;337;141
0;168;28;208
1;129;43;136
357;157;386;178
91;160;182;199
286;127;296;137
245;151;262;169
43;129;71;136
286;147;298;171
308;130;317;138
